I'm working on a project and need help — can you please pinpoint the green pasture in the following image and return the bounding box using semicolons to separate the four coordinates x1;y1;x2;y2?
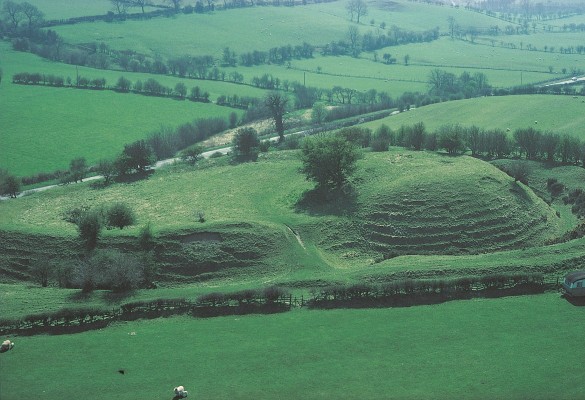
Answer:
2;293;585;400
0;82;241;176
51;6;348;60
0;41;268;101
47;0;512;60
0;44;257;176
474;32;585;60
11;0;115;20
363;95;585;139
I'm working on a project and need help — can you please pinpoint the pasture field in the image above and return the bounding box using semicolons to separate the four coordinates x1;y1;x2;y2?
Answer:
2;293;585;400
0;82;242;177
10;0;116;20
0;44;254;176
363;95;585;139
0;42;269;99
47;1;509;58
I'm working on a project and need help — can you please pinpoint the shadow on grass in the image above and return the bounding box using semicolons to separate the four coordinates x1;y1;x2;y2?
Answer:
562;294;585;306
67;291;93;302
103;290;137;305
115;169;155;184
295;185;358;216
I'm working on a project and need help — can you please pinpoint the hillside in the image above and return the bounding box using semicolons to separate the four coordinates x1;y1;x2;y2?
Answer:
364;95;585;139
0;149;564;284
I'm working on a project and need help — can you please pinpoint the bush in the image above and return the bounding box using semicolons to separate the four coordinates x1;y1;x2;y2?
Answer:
138;223;155;251
77;210;102;250
197;292;227;307
232;127;260;162
371;124;394;152
106;203;136;229
263;286;288;303
336;127;372;148
73;250;145;292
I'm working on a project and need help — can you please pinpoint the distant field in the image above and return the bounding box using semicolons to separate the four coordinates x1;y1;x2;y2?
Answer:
2;293;585;400
0;44;254;176
48;1;510;59
0;82;241;176
363;95;585;138
11;0;115;19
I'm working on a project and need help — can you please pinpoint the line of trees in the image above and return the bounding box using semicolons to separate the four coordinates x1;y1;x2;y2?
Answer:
371;121;585;166
309;272;547;307
321;25;439;58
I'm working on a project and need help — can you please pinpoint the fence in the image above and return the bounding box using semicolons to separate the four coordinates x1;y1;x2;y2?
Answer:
0;274;562;336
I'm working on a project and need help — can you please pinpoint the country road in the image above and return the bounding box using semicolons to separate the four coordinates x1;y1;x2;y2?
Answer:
0;128;308;201
1;109;400;201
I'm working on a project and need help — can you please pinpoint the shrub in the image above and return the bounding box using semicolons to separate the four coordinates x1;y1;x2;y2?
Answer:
232;127;260;162
197;292;226;307
77;210;102;250
106;203;135;229
73;250;144;292
336;127;372;148
263;285;288;303
371;125;394;152
138;223;155;251
63;205;91;224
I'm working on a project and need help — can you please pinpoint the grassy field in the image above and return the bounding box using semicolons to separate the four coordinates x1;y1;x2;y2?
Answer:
11;0;116;20
2;293;585;400
363;95;585;139
0;43;254;176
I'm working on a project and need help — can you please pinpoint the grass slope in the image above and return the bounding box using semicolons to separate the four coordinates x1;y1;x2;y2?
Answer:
363;95;585;139
0;150;564;284
2;293;585;400
0;44;249;176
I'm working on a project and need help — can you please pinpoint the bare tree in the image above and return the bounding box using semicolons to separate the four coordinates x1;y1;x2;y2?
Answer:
347;25;361;57
346;0;367;23
132;0;151;13
20;2;43;34
264;92;289;142
111;0;130;14
1;1;24;32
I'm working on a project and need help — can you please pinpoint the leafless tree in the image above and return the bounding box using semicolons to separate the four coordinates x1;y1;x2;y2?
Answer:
346;0;367;23
20;2;43;34
111;0;130;14
132;0;151;13
167;0;182;11
264;92;289;142
1;1;24;32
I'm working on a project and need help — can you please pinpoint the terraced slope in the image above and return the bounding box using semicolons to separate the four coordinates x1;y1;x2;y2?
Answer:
314;151;563;259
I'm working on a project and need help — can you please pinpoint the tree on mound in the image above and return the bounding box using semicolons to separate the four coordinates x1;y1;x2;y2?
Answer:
300;135;361;189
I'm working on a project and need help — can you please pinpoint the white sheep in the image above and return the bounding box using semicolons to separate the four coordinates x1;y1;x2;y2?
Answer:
174;386;188;398
0;339;14;353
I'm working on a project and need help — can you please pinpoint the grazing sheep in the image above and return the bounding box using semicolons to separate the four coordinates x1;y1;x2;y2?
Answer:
174;386;188;398
0;339;14;353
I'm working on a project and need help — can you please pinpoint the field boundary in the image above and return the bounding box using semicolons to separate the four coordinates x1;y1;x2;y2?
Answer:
0;274;561;337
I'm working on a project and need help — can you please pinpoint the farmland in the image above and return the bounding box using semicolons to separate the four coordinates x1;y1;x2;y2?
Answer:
2;0;585;398
2;293;585;400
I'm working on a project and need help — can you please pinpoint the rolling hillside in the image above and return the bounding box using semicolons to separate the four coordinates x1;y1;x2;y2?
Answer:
364;95;585;139
0;149;564;283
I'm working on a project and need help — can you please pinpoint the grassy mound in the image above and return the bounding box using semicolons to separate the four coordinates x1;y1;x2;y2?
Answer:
0;149;564;284
306;151;562;260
